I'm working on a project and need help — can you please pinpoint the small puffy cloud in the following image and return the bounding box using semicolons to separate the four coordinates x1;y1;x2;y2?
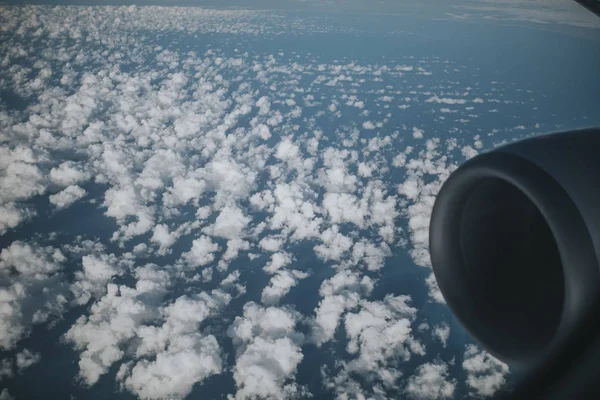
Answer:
393;153;407;167
357;162;372;178
0;203;28;235
49;161;88;187
150;224;178;255
227;302;305;400
259;236;284;252
122;334;222;400
49;185;87;210
66;261;230;396
163;174;206;207
0;241;68;350
323;193;366;227
405;362;456;400
269;183;322;241
412;127;425;139
71;252;128;305
462;145;478;159
396;140;458;271
275;137;303;169
263;252;293;274
312;271;374;345
65;282;162;385
203;204;251;240
253;123;272;140
222;238;251;265
202;158;257;207
103;186;155;243
426;273;446;304
324;295;425;397
463;344;510;398
351;239;391;271
0;161;45;205
362;121;376;130
261;269;309;305
15;349;41;372
425;95;467;105
0;359;12;381
344;295;423;366
314;225;353;262
121;290;231;399
433;324;450;347
182;236;220;268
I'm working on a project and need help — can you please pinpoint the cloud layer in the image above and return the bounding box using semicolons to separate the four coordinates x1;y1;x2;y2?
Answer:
0;3;578;399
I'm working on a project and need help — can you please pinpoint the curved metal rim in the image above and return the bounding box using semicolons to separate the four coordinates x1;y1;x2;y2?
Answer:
429;150;599;370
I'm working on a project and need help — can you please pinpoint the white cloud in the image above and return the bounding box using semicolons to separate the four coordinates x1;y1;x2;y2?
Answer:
397;139;458;271
122;334;222;400
261;269;309;305
150;224;178;255
312;270;374;345
269;183;322;241
463;344;510;398
433;324;450;347
425;95;467;105
15;349;41;372
275;137;304;172
322;193;366;227
0;359;12;381
362;121;376;130
426;273;446;304
264;252;293;274
393;153;407;167
227;302;305;400
182;236;220;268
0;161;45;205
49;161;89;187
357;162;372;178
314;225;353;261
66;261;231;397
344;295;423;365
412;127;425;139
65;281;163;385
0;203;29;235
259;236;285;252
203;204;251;240
405;362;456;399
120;292;230;399
163;174;206;208
253;123;272;140
0;241;68;350
49;185;87;209
351;239;391;271
71;252;129;305
324;295;425;397
461;145;479;159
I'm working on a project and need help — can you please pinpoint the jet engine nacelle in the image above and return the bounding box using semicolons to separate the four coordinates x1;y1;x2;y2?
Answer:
429;128;600;398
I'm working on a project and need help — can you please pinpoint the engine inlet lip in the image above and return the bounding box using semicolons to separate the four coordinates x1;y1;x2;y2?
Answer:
429;150;598;372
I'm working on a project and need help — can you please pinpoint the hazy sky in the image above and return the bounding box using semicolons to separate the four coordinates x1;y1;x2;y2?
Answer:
2;0;598;33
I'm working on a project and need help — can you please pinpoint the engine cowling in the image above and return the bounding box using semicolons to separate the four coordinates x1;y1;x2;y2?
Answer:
429;128;600;397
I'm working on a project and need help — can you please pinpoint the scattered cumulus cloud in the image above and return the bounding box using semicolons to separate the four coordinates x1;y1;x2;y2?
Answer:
0;4;547;398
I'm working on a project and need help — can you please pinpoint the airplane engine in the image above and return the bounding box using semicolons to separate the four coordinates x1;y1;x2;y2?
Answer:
429;128;600;398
